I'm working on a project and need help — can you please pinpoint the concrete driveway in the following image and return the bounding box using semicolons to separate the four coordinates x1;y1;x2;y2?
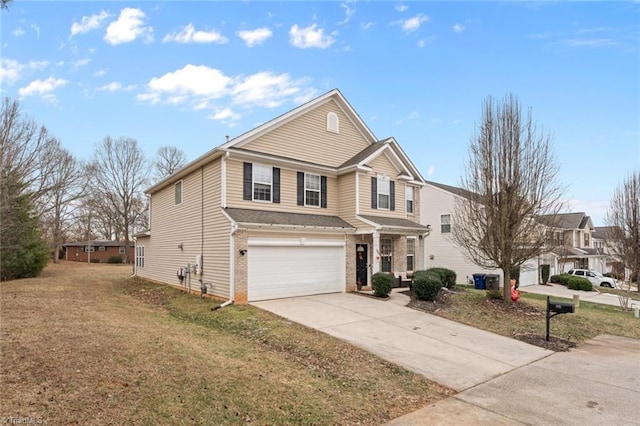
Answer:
253;292;640;425
252;291;551;392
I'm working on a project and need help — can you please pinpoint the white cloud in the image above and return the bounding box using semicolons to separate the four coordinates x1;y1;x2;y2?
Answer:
104;8;153;45
70;11;110;36
12;28;25;37
163;23;228;44
338;2;356;25
31;24;40;39
395;4;408;12
0;59;48;85
361;22;374;30
231;71;305;108
72;58;91;69
18;77;68;101
401;14;429;33
93;69;107;77
138;64;313;125
427;165;435;176
417;37;435;47
237;27;272;47
97;81;135;92
289;24;335;49
453;23;465;33
561;38;616;47
395;110;420;124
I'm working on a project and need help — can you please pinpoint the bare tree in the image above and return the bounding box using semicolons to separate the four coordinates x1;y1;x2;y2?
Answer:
153;145;186;182
91;137;149;262
605;170;640;291
36;139;86;262
1;0;13;11
453;94;564;300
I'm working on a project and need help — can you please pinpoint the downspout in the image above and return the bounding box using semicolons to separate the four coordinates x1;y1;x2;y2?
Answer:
212;154;235;311
199;166;206;296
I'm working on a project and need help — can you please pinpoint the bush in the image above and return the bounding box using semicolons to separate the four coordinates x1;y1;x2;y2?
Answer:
425;267;457;289
541;264;551;285
107;255;123;264
550;274;570;286
413;272;443;301
371;272;393;297
90;258;101;263
566;276;593;291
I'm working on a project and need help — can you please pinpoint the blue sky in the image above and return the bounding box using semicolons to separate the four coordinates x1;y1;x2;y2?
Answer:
1;1;638;226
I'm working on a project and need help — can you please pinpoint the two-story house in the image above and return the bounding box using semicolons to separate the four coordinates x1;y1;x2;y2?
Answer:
134;89;428;303
420;180;548;286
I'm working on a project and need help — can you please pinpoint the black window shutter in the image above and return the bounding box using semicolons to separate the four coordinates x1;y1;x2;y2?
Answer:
272;167;280;203
243;162;252;200
390;180;395;211
321;176;327;208
371;176;377;209
297;172;304;206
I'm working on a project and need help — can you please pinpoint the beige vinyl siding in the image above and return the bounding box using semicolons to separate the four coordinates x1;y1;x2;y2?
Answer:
337;172;357;223
137;159;231;298
226;158;339;216
240;101;371;167
359;154;406;218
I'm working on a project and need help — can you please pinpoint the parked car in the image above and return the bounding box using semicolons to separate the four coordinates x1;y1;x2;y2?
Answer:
566;269;618;288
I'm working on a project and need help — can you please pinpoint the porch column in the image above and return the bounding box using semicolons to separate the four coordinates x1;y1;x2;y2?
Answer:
372;231;380;275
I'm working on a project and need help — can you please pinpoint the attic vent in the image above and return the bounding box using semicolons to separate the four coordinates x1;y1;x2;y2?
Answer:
326;112;339;133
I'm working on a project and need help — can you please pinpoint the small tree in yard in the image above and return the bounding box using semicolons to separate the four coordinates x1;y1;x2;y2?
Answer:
453;94;564;301
605;170;640;293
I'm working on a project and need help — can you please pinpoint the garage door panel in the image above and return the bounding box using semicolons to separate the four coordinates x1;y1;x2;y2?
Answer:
248;243;344;301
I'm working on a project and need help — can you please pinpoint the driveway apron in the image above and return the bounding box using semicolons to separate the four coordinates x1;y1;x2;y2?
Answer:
252;292;552;392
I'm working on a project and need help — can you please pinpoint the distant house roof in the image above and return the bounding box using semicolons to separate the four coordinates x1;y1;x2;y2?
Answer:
223;208;356;231
425;180;476;200
63;240;134;247
593;226;617;240
538;212;590;230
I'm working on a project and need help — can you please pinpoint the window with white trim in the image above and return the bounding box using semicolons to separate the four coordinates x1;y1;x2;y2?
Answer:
253;164;272;201
175;180;183;205
305;173;321;207
135;246;145;268
119;246;126;254
441;214;451;233
377;175;390;210
381;238;393;273
406;186;414;214
84;246;95;252
406;238;415;271
98;246;106;251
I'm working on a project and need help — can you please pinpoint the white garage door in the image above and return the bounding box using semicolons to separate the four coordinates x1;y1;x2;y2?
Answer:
518;261;539;287
247;239;345;301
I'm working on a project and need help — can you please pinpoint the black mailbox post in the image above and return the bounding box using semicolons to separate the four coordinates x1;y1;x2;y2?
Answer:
546;296;575;341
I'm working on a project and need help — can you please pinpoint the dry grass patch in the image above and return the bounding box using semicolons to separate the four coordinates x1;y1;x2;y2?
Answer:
1;262;452;425
407;286;640;350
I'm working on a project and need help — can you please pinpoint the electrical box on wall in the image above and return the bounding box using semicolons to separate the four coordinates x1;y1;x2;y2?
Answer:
195;255;202;275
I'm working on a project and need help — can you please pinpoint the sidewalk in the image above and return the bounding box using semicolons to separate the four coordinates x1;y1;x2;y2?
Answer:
519;283;629;307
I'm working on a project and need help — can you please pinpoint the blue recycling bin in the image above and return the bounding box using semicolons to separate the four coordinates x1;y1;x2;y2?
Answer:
473;273;486;289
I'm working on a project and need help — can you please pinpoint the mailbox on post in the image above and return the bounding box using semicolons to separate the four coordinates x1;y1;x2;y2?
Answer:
546;296;575;341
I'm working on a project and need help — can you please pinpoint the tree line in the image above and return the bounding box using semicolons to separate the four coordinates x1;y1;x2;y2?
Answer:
0;97;186;279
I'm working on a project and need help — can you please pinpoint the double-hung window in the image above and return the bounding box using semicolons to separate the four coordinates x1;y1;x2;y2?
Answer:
377;175;390;209
305;173;321;207
381;238;393;272
406;186;414;214
175;181;183;205
135;246;145;268
441;214;451;233
406;238;415;271
253;164;272;201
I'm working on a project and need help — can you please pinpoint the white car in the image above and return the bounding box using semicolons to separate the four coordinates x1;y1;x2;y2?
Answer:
567;269;618;288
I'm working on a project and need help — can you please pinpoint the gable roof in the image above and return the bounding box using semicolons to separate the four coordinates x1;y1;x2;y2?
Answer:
358;214;430;232
424;180;476;199
63;240;133;247
539;212;589;230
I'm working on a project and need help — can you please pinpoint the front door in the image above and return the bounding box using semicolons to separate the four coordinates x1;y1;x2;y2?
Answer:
355;244;368;290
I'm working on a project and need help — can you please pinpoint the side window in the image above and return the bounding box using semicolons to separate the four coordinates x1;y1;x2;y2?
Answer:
406;186;414;214
575;270;584;276
253;164;272;202
441;214;451;233
305;173;321;207
406;238;415;271
244;163;280;203
135;246;145;268
381;238;393;273
175;180;183;205
377;175;390;209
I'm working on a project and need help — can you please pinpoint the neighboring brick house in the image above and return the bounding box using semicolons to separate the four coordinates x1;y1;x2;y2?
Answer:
64;240;134;263
134;89;428;303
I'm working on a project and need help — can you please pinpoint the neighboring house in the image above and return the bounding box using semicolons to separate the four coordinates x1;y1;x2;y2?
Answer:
63;240;134;263
420;180;546;287
539;212;608;274
134;89;428;303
